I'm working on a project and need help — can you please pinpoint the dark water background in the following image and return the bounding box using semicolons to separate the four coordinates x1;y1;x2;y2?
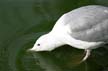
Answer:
0;0;108;71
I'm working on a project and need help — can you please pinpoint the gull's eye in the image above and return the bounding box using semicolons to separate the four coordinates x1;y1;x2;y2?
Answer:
37;44;40;46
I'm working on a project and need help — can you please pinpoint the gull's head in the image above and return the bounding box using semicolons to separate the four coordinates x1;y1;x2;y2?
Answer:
28;33;61;52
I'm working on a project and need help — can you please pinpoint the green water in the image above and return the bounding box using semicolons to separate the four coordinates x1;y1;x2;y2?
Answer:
0;0;108;71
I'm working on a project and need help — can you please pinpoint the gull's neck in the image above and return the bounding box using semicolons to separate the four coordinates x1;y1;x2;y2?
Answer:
48;31;66;48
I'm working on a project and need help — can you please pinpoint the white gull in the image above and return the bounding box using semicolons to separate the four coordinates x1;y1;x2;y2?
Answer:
29;5;108;61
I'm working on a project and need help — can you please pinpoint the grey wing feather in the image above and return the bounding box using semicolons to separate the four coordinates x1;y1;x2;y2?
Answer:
63;5;108;42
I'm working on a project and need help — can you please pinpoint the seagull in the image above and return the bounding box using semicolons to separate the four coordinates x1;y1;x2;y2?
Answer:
29;5;108;61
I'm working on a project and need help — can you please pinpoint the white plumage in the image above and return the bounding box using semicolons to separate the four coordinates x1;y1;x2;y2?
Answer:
29;5;108;61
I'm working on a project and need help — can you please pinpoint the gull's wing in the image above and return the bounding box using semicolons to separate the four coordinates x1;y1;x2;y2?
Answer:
63;5;108;42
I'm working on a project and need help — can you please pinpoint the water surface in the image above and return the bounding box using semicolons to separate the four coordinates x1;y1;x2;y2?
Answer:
0;0;108;71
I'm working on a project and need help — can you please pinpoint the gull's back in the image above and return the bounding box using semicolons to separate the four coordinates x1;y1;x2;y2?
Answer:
54;5;108;42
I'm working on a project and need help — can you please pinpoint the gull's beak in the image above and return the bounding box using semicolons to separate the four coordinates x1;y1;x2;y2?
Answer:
27;48;36;52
